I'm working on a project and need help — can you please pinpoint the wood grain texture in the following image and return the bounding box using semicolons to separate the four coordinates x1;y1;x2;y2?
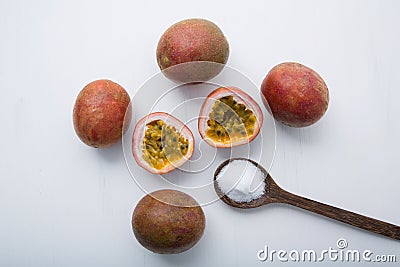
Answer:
214;158;400;240
267;177;400;240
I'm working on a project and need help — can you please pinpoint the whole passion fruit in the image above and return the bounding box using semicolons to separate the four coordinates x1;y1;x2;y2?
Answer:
261;62;329;127
198;87;263;148
73;79;131;148
156;18;229;82
132;112;194;174
132;189;205;254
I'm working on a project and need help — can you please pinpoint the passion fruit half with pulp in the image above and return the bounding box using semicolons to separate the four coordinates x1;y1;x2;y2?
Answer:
198;87;263;148
132;112;194;174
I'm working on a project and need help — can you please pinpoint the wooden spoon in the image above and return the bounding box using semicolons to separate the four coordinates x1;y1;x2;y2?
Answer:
214;158;400;240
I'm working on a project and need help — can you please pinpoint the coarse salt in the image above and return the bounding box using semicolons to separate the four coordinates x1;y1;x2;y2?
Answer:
216;159;265;203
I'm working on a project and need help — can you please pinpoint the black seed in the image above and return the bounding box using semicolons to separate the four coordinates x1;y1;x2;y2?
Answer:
216;130;221;136
180;145;185;150
158;126;162;130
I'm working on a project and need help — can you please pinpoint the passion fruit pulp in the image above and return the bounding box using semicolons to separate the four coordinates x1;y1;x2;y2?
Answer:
132;112;194;174
198;87;263;148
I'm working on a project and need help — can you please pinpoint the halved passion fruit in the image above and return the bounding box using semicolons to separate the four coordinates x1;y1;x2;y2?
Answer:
198;87;263;148
132;112;194;174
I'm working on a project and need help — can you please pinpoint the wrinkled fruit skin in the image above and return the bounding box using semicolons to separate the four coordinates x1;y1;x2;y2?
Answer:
261;62;329;127
156;18;229;82
73;79;130;148
132;190;205;254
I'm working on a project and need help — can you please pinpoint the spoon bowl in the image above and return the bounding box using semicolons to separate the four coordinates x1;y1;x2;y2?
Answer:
214;157;269;208
214;158;400;240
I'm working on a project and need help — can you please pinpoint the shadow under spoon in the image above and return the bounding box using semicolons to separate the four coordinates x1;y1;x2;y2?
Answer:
213;158;400;240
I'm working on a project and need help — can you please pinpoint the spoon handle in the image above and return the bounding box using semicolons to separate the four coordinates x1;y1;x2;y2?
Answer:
271;187;400;240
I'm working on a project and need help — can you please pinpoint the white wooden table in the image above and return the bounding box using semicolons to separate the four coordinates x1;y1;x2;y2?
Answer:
1;0;399;266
